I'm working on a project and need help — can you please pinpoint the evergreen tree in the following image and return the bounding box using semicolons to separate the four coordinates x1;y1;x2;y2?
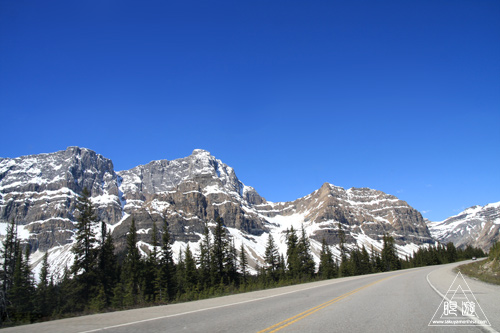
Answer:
337;222;346;258
198;221;212;290
1;219;17;324
239;244;248;286
349;247;361;276
39;252;50;289
318;238;336;279
175;251;186;297
159;218;176;301
369;245;379;272
96;229;118;307
144;222;160;302
286;227;300;279
381;234;400;271
211;217;228;285
360;245;371;274
278;254;287;281
111;282;125;309
10;244;34;322
297;226;315;278
446;242;458;263
338;223;350;277
349;246;371;276
151;222;160;262
122;218;142;306
264;234;279;281
34;252;51;319
89;285;107;312
183;244;198;292
71;187;99;307
58;265;83;314
1;219;17;295
224;239;238;285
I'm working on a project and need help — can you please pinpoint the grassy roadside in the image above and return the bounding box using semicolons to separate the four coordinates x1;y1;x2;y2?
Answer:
457;258;500;285
456;241;500;285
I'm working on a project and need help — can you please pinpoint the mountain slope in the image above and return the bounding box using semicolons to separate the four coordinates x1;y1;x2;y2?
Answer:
1;147;434;279
0;147;122;250
428;202;500;251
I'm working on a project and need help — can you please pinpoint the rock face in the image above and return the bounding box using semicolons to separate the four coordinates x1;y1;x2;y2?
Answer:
0;147;122;252
428;202;500;251
1;147;435;278
257;183;432;246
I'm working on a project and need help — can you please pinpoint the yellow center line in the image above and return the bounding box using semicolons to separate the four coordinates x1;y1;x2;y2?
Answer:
257;274;402;333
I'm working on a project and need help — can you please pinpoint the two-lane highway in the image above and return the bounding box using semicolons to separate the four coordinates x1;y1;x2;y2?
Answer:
3;261;498;332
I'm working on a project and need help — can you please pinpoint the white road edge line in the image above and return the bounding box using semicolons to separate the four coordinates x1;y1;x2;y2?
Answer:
426;270;498;333
78;276;361;333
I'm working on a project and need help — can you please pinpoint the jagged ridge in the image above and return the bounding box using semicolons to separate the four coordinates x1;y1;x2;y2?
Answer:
428;202;500;251
1;147;435;279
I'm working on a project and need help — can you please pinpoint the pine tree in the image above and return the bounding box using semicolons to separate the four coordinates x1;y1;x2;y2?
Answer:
381;234;400;271
446;242;458;263
349;247;361;276
58;266;78;314
239;244;248;286
198;221;212;290
297;226;315;278
111;282;125;309
211;217;227;285
370;244;382;272
360;245;371;274
97;229;118;307
278;254;287;281
1;219;17;324
184;244;198;292
89;285;107;312
159;218;176;301
10;244;34;322
318;238;336;279
1;219;17;295
337;222;346;259
286;227;300;279
264;234;279;281
122;218;142;306
337;223;350;277
34;252;51;319
71;187;99;307
39;252;50;290
175;251;186;297
224;239;238;285
145;222;160;302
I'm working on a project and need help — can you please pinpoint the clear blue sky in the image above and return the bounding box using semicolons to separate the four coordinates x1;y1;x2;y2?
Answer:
1;1;499;221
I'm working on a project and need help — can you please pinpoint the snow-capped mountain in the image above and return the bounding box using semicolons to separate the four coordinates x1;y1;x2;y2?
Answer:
1;147;434;279
0;147;122;248
427;202;500;251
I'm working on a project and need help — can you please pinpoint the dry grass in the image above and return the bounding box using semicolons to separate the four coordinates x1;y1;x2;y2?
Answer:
457;258;500;285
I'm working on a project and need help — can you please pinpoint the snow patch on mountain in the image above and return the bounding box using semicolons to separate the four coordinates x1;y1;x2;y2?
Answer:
427;201;500;251
1;147;438;282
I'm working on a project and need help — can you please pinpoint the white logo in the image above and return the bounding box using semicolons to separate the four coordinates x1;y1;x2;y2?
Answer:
429;271;491;327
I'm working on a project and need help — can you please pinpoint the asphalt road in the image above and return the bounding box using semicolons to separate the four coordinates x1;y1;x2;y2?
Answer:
3;260;499;333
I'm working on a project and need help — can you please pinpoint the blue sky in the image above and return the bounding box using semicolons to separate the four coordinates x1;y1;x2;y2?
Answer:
1;1;499;221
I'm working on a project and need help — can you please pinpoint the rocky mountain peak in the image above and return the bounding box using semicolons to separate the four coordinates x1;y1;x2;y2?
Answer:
0;146;116;196
0;147;122;256
191;148;211;156
428;201;500;251
0;147;440;280
118;149;265;206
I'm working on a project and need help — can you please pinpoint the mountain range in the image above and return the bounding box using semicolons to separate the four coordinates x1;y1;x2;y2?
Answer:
428;202;500;251
0;147;497;279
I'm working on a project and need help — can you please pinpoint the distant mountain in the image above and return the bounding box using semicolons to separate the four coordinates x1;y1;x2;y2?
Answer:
0;147;434;279
427;202;500;251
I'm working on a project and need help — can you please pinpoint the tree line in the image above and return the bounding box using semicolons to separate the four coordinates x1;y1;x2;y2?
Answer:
0;188;486;326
